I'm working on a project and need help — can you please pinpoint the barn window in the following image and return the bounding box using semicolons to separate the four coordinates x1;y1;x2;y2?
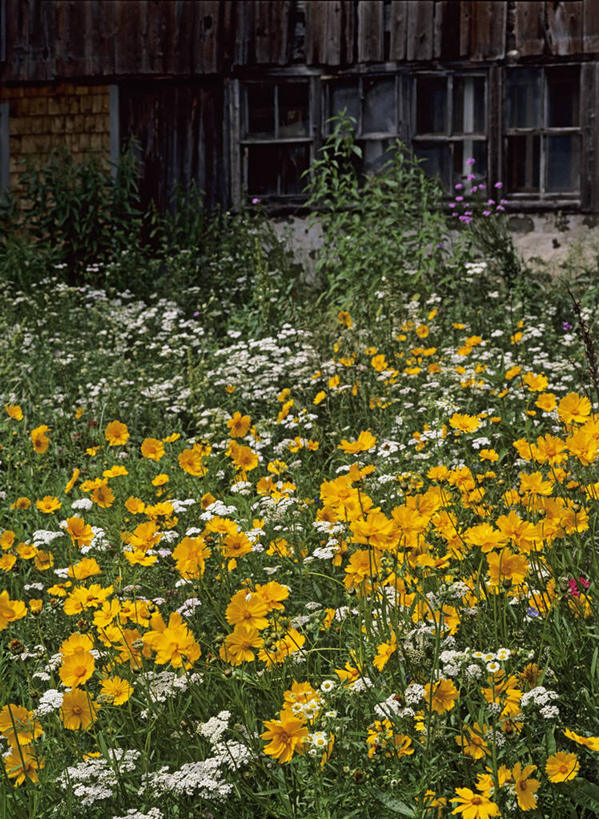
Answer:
324;74;405;175
505;66;580;197
412;73;487;190
241;79;312;201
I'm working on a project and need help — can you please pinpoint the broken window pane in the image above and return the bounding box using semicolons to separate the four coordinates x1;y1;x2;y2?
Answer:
416;77;447;133
278;82;309;138
546;134;580;192
506;69;541;129
330;81;360;130
246;85;275;137
453;76;485;134
363;77;396;134
413;141;450;188
247;144;278;195
507;134;540;192
279;144;310;195
547;67;579;128
361;139;395;174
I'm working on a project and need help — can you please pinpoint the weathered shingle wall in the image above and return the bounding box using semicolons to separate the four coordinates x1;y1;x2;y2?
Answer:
1;0;597;86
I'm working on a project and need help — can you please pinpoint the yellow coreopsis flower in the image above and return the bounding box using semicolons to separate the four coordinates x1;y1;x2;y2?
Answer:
36;495;61;514
449;413;481;434
5;404;23;421
141;437;165;461
338;430;377;453
563;727;599;751
60;689;99;730
512;762;540;811
99;676;134;705
220;623;264;665
261;707;309;763
450;787;499;818
0;591;27;629
424;678;459;714
0;704;43;746
4;745;44;786
59;651;95;688
104;419;129;446
30;424;50;454
545;751;579;782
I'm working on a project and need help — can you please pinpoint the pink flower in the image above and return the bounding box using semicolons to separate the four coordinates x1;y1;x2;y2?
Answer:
466;157;476;165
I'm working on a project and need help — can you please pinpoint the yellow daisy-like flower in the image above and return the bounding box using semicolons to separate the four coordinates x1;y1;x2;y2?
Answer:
4;745;44;786
261;707;309;763
60;689;99;730
563;727;599;751
99;676;134;705
30;424;50;454
5;404;23;421
450;787;499;818
449;413;481;434
36;495;62;514
104;419;129;446
424;678;459;715
141;437;165;461
545;751;579;782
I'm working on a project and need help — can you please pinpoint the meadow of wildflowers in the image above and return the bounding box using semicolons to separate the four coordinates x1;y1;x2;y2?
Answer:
1;163;599;818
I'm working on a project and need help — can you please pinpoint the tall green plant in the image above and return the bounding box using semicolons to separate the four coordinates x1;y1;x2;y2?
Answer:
304;113;450;308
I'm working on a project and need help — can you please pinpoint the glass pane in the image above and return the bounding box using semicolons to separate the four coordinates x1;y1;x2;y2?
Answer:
330;81;360;131
362;139;395;174
363;77;396;134
452;140;487;186
507;69;541;128
247;145;278;195
453;76;485;134
416;77;447;134
279;144;310;195
278;82;309;138
246;84;275;137
546;135;580;192
413;141;450;189
547;66;579;127
507;134;540;192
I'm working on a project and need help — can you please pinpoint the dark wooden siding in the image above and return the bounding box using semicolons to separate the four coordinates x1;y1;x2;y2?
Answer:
119;79;226;210
1;1;597;85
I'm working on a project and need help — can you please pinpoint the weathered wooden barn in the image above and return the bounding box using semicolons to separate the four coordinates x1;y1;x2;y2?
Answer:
1;0;598;214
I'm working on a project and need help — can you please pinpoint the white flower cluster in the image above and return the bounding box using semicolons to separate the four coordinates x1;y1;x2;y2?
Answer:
138;670;202;719
57;750;140;808
113;810;163;819
404;683;426;706
35;688;64;715
198;710;231;745
521;685;559;718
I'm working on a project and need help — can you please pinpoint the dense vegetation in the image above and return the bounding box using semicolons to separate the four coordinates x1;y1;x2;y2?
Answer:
0;128;598;818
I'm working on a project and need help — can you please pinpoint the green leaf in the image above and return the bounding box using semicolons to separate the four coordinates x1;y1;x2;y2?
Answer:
377;793;416;816
570;779;599;814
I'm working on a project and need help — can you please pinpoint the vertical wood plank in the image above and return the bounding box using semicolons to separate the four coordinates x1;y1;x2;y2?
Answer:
580;62;598;212
487;63;502;187
306;0;346;65
461;1;506;60
545;0;582;56
234;0;255;65
434;0;461;60
357;0;384;63
514;1;545;56
388;0;407;60
583;0;599;53
406;0;434;61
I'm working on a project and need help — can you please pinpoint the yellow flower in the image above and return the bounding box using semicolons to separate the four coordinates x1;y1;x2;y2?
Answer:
4;745;44;786
545;751;579;782
0;704;43;745
178;448;207;476
338;430;377;453
512;762;540;811
30;424;50;454
449;413;481;434
0;591;27;629
152;473;169;486
261;707;309;763
536;392;557;412
226;589;269;630
563;727;599;751
59;651;95;688
99;676;134;705
227;412;252;438
5;404;23;421
67;557;101;580
104;419;129;446
337;310;352;328
424;678;459;714
219;623;264;665
91;482;115;508
450;787;499;818
64;467;80;494
558;392;592;426
141;437;165;461
36;495;61;514
11;497;31;510
65;516;94;549
60;688;99;730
